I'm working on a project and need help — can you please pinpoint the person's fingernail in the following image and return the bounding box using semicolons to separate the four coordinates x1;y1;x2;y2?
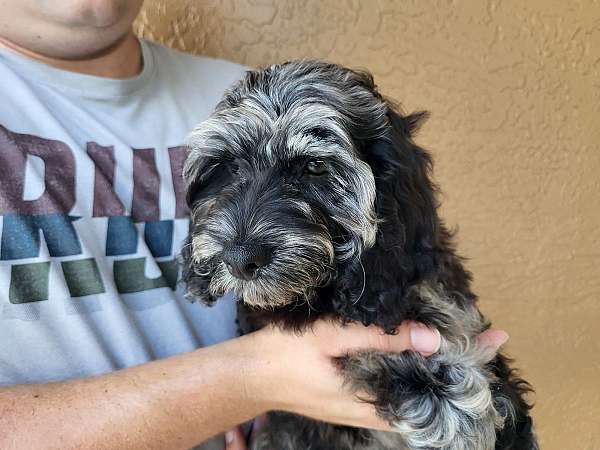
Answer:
225;430;234;444
410;323;441;354
495;330;510;346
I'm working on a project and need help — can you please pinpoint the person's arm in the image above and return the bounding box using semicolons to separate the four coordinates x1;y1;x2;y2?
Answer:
0;320;442;450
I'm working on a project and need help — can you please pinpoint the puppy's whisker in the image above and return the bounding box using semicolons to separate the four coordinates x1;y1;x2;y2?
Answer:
352;259;367;305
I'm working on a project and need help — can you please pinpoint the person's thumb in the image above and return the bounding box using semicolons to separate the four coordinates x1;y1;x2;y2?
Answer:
326;321;440;357
225;427;247;450
476;329;509;352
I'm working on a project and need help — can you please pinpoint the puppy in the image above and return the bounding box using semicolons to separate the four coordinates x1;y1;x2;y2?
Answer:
182;60;538;450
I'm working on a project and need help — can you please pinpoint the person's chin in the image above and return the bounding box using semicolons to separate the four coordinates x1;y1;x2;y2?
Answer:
44;0;143;29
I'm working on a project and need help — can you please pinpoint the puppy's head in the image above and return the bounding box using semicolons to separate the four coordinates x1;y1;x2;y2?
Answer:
182;60;434;310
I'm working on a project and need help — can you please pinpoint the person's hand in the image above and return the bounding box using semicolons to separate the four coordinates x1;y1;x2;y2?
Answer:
226;322;508;449
234;320;439;433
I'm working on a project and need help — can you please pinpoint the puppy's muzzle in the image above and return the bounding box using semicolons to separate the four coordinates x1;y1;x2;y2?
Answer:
222;243;271;281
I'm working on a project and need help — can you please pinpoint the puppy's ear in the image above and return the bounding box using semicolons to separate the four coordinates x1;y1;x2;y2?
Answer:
181;153;228;306
337;66;438;255
331;105;440;329
180;233;218;306
365;104;438;263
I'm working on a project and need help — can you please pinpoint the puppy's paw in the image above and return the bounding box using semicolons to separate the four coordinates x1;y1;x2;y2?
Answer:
340;350;505;450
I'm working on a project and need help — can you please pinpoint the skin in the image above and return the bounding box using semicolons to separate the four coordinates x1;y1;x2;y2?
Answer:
0;0;144;77
0;321;452;449
0;2;508;448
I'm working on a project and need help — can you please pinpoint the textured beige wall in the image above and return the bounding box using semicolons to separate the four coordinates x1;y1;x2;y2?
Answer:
134;1;600;448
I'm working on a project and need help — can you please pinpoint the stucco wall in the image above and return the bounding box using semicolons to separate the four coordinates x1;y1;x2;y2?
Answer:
134;1;600;448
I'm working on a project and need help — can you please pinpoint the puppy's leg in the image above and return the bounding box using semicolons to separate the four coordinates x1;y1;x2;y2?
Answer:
249;413;316;450
338;282;516;450
250;412;399;450
340;345;503;450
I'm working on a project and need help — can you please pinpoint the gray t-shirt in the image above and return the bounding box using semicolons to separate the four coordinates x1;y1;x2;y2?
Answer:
0;39;246;387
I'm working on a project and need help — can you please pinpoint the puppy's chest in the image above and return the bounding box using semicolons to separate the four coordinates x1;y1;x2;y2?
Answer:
235;278;461;336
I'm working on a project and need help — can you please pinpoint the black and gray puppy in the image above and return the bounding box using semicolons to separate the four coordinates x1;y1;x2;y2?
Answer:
182;60;537;450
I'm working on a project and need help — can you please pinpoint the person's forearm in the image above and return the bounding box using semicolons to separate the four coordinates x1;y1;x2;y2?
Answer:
0;335;268;450
0;320;453;450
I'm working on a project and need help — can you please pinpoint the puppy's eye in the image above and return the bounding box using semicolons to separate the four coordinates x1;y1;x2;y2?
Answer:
227;161;239;175
304;160;328;176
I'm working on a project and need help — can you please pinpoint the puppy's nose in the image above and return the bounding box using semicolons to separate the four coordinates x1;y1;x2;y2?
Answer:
222;244;270;281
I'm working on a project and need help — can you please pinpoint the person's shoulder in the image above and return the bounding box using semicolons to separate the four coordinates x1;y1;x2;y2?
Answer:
142;39;250;87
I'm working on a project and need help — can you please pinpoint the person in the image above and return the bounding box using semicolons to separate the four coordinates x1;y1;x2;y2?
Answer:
0;2;508;449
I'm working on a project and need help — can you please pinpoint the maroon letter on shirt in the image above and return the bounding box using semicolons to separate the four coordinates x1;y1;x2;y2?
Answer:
87;142;125;217
131;147;160;222
168;145;189;218
0;125;75;215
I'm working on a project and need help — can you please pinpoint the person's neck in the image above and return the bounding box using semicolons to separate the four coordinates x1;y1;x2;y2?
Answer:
0;31;142;79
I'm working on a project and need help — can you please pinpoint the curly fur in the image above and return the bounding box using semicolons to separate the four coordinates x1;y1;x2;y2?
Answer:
182;59;538;450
